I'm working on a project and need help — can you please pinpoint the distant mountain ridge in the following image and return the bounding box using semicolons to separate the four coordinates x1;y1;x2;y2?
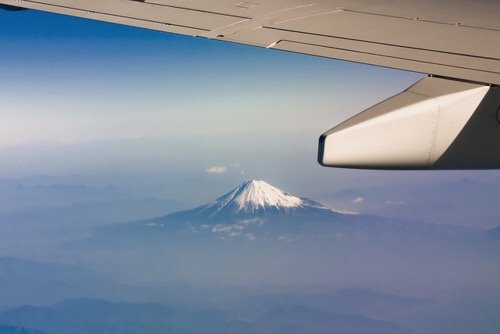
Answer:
0;324;42;334
486;225;500;238
0;298;413;334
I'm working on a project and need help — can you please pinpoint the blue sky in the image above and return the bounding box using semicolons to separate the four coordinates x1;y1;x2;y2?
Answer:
1;8;499;227
0;9;421;142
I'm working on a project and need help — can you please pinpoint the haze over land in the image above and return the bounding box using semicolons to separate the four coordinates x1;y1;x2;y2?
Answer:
0;179;498;333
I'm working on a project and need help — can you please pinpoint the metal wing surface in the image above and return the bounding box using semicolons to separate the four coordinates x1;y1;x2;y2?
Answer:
0;0;498;84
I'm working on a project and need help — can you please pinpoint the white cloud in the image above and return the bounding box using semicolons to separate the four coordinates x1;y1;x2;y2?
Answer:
236;218;266;226
206;166;227;174
352;196;364;203
206;163;242;175
385;200;404;206
245;233;256;240
211;220;264;239
278;235;293;242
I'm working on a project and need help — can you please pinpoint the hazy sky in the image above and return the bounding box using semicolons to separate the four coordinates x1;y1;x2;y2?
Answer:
1;9;500;226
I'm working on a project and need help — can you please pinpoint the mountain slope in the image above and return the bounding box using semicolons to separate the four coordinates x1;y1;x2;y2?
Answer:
156;180;344;223
195;180;325;215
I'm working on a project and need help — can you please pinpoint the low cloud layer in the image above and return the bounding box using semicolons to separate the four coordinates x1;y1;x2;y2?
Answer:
206;166;227;174
352;196;364;203
206;162;243;175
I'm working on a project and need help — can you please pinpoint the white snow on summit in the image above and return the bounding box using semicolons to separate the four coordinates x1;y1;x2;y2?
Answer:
233;180;303;211
198;180;328;215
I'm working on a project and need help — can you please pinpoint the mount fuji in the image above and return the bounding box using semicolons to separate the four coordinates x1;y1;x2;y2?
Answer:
197;180;325;214
118;180;367;240
165;180;343;222
142;179;352;227
108;180;476;242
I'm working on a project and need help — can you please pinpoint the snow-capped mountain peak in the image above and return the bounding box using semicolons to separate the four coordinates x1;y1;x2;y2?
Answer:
141;180;346;237
232;180;303;211
196;180;328;216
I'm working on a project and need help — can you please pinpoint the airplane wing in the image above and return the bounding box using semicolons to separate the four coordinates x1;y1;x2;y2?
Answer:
1;0;499;169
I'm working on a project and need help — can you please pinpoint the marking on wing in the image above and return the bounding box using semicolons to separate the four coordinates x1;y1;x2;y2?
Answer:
265;27;500;62
275;40;500;84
